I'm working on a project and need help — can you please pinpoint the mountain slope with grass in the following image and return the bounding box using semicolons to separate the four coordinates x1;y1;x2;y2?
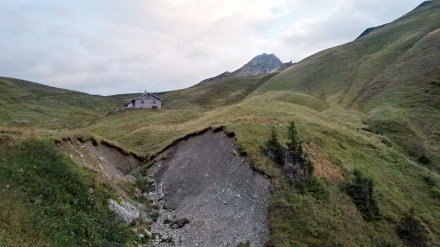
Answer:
254;0;440;171
1;1;440;247
0;77;124;128
83;2;440;246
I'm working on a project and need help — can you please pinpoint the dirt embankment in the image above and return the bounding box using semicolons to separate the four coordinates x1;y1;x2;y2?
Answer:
148;130;270;247
60;138;143;182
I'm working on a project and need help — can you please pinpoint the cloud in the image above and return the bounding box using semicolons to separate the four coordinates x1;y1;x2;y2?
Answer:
0;0;423;95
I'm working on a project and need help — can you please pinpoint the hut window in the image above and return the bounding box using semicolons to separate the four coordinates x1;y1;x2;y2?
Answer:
153;100;156;104
141;100;144;104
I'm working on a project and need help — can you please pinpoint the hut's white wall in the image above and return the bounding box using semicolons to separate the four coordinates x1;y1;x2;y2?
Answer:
133;99;161;109
125;93;162;109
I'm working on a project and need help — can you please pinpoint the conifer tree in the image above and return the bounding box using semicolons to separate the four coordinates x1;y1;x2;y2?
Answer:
265;126;284;165
287;121;303;162
343;169;381;221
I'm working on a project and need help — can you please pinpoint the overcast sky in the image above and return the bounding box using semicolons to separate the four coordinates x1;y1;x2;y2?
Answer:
0;0;423;95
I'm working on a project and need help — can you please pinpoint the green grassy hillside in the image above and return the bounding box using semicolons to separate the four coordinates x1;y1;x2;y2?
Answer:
1;1;440;246
0;138;131;246
161;73;276;110
112;73;276;111
253;1;440;170
0;77;124;128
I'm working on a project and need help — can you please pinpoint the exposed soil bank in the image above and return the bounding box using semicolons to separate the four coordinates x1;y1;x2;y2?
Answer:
60;138;142;182
148;130;270;247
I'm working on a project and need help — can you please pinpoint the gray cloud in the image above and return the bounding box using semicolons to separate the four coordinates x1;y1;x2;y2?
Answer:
0;0;423;95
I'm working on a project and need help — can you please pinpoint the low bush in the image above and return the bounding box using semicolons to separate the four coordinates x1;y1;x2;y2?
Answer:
418;154;431;165
341;169;381;221
397;208;430;247
237;240;250;247
295;177;329;200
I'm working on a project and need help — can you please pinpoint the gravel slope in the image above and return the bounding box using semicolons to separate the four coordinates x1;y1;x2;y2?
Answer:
148;130;270;247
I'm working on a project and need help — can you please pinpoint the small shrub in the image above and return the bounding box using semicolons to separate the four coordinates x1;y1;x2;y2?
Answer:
295;177;329;200
133;171;151;193
237;240;250;247
422;175;437;187
166;236;174;243
150;212;159;222
418;154;431;165
397;208;430;247
342;169;381;221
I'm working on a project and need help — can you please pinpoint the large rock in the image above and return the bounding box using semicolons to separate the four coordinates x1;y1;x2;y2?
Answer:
108;199;140;225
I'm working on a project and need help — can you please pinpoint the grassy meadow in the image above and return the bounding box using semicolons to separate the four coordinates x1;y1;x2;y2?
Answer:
1;1;440;246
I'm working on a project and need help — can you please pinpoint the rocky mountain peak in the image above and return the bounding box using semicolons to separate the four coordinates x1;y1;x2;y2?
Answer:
198;53;292;85
235;53;283;77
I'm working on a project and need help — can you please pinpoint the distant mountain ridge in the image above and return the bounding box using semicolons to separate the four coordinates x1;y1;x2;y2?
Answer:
198;53;292;85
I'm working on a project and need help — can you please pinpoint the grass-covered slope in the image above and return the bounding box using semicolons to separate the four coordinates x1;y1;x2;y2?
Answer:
254;1;440;170
79;2;440;246
0;138;131;246
161;73;276;110
85;92;440;246
0;77;124;128
1;2;440;246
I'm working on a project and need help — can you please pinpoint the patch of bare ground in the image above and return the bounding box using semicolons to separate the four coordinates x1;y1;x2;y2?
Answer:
304;143;343;181
59;138;142;185
148;130;270;247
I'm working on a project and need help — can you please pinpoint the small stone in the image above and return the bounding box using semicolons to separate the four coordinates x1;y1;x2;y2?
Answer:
137;234;144;239
144;229;152;238
131;228;138;234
